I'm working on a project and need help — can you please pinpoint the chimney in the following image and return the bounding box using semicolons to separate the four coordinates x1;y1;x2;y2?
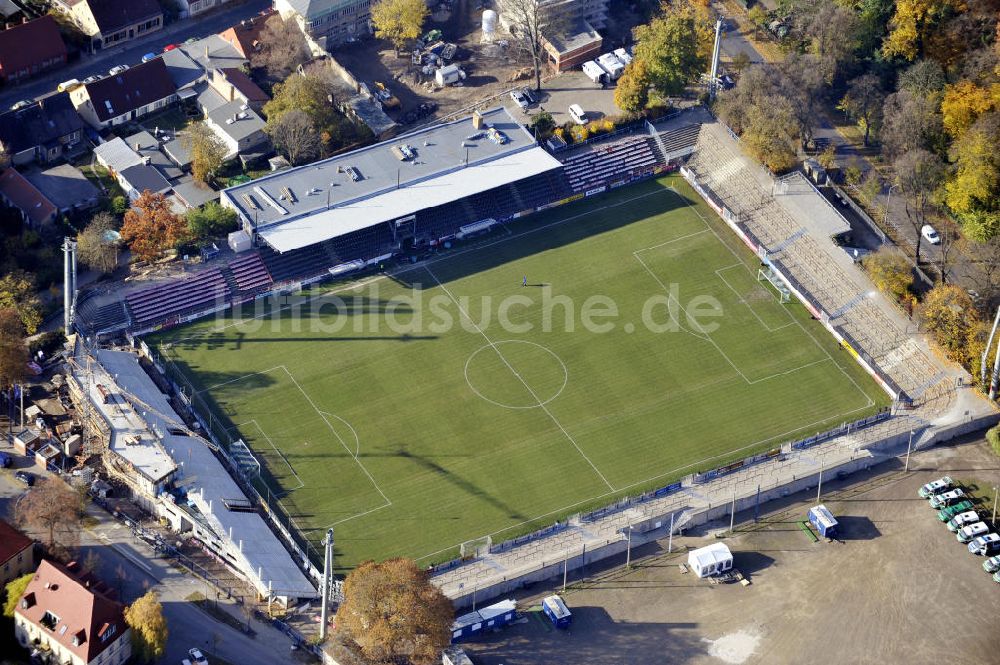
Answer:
472;110;483;130
134;143;141;151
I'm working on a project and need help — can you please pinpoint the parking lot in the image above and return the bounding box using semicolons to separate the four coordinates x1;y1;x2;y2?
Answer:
461;433;1000;664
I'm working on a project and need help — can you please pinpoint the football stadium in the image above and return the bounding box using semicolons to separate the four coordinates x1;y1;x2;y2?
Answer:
79;108;897;570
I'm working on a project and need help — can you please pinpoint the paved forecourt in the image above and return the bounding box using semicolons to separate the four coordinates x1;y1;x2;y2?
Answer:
152;175;888;570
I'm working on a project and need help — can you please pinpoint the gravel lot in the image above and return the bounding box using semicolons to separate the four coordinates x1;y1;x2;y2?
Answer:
461;432;1000;665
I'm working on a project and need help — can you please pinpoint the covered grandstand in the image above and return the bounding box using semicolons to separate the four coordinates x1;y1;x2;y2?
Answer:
74;108;704;337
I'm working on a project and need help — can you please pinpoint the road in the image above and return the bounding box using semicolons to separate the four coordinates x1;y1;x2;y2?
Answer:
0;447;299;665
0;0;271;110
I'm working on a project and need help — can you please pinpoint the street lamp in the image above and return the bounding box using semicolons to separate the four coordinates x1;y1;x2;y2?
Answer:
625;523;633;569
905;430;914;472
992;487;998;524
883;183;897;229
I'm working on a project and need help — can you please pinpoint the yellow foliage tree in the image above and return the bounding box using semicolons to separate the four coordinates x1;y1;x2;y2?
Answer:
882;0;966;61
862;248;915;307
370;0;429;55
614;59;650;115
944;114;1000;216
918;284;979;363
3;574;32;618
125;591;168;664
0;271;42;335
941;80;996;140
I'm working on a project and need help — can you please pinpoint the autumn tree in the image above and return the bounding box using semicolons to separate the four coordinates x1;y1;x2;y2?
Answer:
334;558;453;665
266;109;320;166
796;1;862;85
120;191;189;262
862;247;915;307
0;308;27;389
880;88;945;158
614;59;650;115
919;284;979;364
254;15;310;80
633;8;706;100
894;148;945;263
882;0;966;61
729;51;751;76
76;211;120;274
263;71;358;155
371;0;429;55
941;80;997;140
187;123;227;184
747;5;768;39
125;590;168;664
944;112;1000;241
717;66;799;171
3;574;33;618
838;74;885;147
0;271;41;335
501;0;565;92
16;477;83;557
186;201;238;240
897;59;946;97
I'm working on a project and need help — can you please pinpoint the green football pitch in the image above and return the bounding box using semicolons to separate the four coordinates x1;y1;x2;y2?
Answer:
151;175;889;570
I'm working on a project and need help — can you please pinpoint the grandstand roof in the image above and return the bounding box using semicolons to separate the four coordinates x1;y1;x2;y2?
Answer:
222;107;563;253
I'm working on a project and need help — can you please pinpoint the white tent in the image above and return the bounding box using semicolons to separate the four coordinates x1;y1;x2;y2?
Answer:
687;542;733;578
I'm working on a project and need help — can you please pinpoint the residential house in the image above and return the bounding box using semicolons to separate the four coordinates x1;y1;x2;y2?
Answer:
24;164;101;214
69;58;177;129
51;0;162;52
275;0;373;49
179;34;246;72
0;0;25;22
0;93;85;166
208;67;269;112
498;0;609;32
0;16;68;83
0;169;58;227
13;560;131;665
93;136;171;201
0;519;33;589
218;8;276;59
176;0;233;18
204;98;269;161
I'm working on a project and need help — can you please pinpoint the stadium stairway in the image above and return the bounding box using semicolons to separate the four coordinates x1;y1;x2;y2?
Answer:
508;182;529;211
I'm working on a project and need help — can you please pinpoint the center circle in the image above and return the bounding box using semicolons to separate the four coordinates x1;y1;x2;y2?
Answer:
464;340;568;409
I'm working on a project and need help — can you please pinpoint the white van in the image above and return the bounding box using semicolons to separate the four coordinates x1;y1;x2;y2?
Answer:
968;533;1000;556
956;522;989;543
596;53;624;80
57;79;81;93
581;60;606;85
568;104;588;125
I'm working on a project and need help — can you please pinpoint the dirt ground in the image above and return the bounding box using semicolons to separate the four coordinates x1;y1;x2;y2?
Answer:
460;433;1000;665
331;0;535;125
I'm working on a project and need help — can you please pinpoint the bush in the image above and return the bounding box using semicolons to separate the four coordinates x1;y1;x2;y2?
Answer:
29;331;66;358
988;426;1000;457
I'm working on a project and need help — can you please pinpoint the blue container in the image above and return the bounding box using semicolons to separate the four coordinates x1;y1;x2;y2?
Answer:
542;594;572;629
808;504;839;538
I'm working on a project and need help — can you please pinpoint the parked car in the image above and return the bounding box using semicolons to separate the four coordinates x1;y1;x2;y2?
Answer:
921;224;941;244
521;87;538;105
919;476;952;498
14;471;34;486
938;499;975;521
956;521;989;543
509;89;529;112
141;52;157;63
0;451;10;468
163;43;179;52
10;99;33;111
82;75;101;85
188;648;208;665
57;79;81;92
568;104;588;125
613;47;633;65
929;488;966;509
969;533;1000;556
982;555;1000;573
993;571;1000;584
108;65;129;76
946;510;980;532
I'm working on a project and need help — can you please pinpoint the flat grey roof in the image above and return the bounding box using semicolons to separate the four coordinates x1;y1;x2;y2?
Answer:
125;130;183;180
173;176;220;208
345;94;398;137
543;19;602;55
120;164;171;194
180;35;246;72
223;108;561;252
24;164;100;212
95;349;317;599
208;101;265;143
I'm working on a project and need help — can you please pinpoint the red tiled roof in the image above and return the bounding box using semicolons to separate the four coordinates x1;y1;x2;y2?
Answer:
218;8;275;59
219;68;269;104
0;519;32;566
0;16;67;80
15;560;127;664
0;168;57;226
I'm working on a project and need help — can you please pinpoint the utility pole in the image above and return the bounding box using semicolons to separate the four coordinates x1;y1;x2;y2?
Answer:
667;511;675;554
729;484;737;534
992;488;998;524
981;305;1000;387
320;528;334;641
816;459;824;504
905;430;914;472
625;524;633;569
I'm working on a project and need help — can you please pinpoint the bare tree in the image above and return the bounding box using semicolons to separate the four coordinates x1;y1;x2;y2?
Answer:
16;477;83;559
894;148;945;264
76;211;120;274
838;73;885;147
253;15;310;80
266;109;320;166
936;220;959;283
501;0;566;92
